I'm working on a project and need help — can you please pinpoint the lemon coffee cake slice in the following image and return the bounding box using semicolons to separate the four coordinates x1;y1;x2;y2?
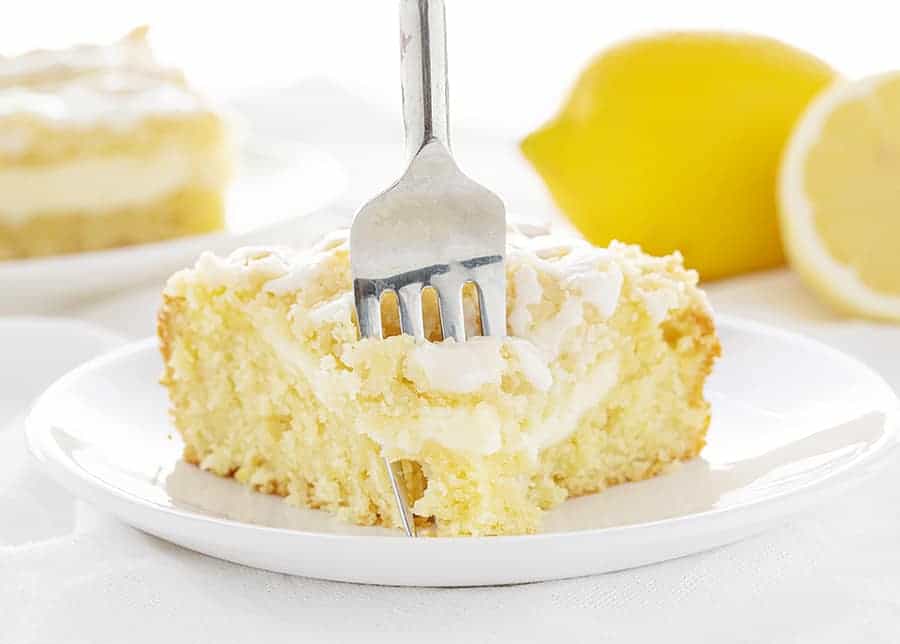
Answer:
159;225;720;536
0;27;232;260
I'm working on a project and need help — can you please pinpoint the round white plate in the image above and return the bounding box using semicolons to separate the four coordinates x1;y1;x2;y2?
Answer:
0;141;349;314
25;316;900;586
1;317;124;427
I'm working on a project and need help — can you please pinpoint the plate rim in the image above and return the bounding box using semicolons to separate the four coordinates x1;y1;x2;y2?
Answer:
24;314;900;547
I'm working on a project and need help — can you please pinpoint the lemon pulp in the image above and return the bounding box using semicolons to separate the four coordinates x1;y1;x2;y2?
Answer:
803;77;900;295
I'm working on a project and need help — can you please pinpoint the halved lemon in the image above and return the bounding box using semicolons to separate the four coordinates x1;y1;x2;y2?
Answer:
779;72;900;321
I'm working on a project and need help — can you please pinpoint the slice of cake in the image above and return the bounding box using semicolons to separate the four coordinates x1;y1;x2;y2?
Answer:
0;27;232;260
159;225;720;536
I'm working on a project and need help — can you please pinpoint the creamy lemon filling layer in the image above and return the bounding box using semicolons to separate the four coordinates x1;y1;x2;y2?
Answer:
0;144;229;222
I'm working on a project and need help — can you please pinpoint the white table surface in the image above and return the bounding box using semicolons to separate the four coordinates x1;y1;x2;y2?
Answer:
3;86;900;642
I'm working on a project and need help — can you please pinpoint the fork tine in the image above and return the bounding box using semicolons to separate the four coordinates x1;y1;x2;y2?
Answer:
397;283;426;340
474;268;506;337
386;460;417;537
435;280;466;341
353;281;383;339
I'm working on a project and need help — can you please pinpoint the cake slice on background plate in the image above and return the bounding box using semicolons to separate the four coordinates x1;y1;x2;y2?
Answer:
0;27;233;260
158;224;720;536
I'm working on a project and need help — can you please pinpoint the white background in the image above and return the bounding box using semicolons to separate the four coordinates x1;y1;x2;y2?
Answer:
4;2;900;642
3;0;900;136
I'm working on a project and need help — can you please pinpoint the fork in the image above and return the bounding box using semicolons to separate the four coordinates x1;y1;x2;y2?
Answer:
350;0;507;537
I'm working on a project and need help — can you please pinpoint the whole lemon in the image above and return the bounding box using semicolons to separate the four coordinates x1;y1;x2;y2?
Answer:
521;32;836;280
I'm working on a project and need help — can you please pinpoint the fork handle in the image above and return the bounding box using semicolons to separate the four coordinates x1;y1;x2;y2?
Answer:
399;0;450;161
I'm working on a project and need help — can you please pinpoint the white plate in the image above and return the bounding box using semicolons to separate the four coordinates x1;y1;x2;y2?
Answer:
25;316;900;586
0;141;349;314
1;317;125;427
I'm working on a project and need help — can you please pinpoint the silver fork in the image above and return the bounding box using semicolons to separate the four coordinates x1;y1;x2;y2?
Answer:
350;0;507;537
